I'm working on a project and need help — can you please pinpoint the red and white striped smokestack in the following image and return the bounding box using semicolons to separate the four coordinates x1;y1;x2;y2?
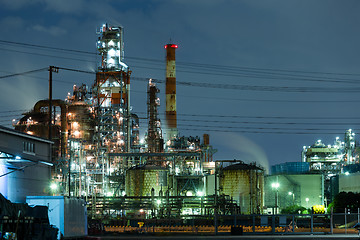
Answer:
164;43;178;140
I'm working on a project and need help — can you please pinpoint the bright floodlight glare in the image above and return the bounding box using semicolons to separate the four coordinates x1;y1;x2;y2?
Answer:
345;172;350;175
186;191;193;196
50;183;58;190
305;198;309;202
156;199;161;205
271;182;280;189
196;191;204;197
288;192;292;196
15;156;21;160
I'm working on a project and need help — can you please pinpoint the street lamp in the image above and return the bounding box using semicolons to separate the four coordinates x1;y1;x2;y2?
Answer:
288;192;295;206
271;182;280;214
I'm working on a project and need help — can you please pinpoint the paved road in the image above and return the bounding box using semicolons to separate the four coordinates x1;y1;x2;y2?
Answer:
86;233;360;240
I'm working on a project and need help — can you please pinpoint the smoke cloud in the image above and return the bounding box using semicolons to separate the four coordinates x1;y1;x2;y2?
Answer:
213;132;269;174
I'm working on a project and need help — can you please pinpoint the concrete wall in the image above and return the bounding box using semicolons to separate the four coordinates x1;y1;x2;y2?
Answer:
339;172;360;193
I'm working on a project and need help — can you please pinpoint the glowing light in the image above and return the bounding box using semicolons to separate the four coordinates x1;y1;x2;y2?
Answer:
196;191;204;197
26;131;34;135
305;198;309;202
345;171;350;175
121;191;126;196
164;44;178;49
108;48;116;57
139;209;144;213
156;199;161;205
72;122;79;129
271;182;280;189
74;131;80;138
186;191;193;196
15;156;21;160
107;192;113;197
50;183;58;190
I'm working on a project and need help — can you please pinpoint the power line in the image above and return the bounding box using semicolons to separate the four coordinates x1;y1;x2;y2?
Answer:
2;39;360;85
175;127;352;135
0;68;47;79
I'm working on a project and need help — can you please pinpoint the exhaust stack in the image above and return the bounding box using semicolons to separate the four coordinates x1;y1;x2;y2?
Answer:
164;44;178;140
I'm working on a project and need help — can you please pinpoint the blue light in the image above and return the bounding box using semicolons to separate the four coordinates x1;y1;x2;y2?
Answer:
15;156;21;160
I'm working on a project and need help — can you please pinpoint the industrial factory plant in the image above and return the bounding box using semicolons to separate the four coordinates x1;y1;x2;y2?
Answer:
4;22;360;239
11;24;265;221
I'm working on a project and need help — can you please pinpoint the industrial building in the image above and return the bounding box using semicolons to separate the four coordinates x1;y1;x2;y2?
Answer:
8;23;264;220
301;129;357;173
267;129;360;212
0;125;53;203
264;174;324;214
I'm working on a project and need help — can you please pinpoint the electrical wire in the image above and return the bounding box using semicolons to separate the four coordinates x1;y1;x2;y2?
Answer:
2;39;360;85
0;68;47;79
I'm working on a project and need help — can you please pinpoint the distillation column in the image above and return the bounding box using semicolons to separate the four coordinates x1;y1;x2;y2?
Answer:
94;23;132;195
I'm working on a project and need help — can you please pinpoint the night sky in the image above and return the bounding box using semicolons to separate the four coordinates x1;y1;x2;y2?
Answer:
1;0;360;173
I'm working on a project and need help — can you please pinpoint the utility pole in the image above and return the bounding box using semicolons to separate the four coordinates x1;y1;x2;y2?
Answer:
48;66;59;141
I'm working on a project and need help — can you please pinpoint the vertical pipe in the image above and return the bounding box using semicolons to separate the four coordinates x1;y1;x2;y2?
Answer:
126;75;131;153
330;207;333;234
252;214;255;232
48;66;53;142
214;161;218;235
250;170;253;214
345;208;347;234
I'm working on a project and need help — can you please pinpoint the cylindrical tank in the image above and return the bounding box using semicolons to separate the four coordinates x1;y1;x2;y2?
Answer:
125;164;169;196
219;162;264;214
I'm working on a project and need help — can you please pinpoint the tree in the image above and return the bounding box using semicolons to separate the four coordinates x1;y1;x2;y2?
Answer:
281;205;307;214
330;191;360;213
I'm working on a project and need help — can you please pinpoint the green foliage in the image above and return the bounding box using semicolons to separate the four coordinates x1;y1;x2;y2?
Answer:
329;191;360;213
281;205;307;214
327;202;334;214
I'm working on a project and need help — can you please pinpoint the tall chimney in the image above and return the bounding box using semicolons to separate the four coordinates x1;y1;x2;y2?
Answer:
164;44;178;140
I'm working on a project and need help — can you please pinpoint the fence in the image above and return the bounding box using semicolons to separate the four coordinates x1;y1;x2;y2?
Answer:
104;211;360;235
